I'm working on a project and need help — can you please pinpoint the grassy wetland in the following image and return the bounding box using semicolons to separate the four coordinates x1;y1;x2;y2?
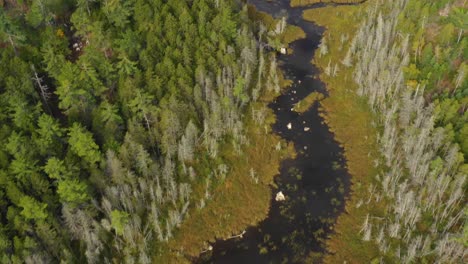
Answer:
305;0;467;262
156;7;306;263
303;2;384;262
291;0;366;8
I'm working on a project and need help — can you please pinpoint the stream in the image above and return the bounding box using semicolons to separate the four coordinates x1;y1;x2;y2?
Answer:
198;1;350;263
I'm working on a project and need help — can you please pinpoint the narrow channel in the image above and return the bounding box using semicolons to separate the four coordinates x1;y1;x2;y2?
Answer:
198;1;350;263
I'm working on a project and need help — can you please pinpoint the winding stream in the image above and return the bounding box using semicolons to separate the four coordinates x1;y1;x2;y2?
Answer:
199;1;350;263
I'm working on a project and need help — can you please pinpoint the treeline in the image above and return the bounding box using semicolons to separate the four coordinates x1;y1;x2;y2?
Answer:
344;0;466;262
0;0;285;263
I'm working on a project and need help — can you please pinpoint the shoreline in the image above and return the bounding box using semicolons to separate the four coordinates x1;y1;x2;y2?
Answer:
198;0;362;262
154;8;305;262
303;2;385;262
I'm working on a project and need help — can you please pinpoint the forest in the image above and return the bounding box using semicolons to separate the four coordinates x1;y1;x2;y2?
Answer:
353;0;467;261
351;0;467;262
0;0;294;262
0;0;466;263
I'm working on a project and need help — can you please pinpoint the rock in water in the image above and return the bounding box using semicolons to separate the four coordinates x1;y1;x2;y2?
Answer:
280;47;287;54
287;123;292;130
275;191;286;201
304;127;310;132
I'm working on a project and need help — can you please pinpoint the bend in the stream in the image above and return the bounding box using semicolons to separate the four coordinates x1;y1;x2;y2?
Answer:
198;1;354;263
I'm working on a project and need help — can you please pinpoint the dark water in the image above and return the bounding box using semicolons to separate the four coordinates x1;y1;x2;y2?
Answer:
199;1;350;263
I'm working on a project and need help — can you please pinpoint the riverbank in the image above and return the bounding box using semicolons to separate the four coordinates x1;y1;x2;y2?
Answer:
159;105;295;262
153;8;305;263
302;2;386;263
291;0;365;8
310;0;468;262
201;0;364;261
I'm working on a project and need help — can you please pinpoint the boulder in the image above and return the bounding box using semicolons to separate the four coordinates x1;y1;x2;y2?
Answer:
275;191;286;201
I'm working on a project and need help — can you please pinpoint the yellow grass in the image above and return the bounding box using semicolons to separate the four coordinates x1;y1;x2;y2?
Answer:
303;2;387;263
153;9;305;263
153;82;295;263
155;83;296;264
291;0;365;7
293;91;325;113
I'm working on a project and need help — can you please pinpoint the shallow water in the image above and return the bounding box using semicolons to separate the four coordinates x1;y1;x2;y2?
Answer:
198;1;350;263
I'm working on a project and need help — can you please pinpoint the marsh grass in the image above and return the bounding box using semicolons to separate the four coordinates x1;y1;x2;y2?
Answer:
155;76;297;263
291;0;365;8
153;8;306;263
293;91;325;113
303;2;388;263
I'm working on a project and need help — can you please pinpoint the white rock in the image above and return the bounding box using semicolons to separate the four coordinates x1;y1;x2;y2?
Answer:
304;127;310;132
275;191;286;201
280;47;287;54
287;123;292;130
298;80;302;84
304;146;308;150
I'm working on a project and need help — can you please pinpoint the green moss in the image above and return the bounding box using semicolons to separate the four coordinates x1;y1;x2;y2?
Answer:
293;91;325;113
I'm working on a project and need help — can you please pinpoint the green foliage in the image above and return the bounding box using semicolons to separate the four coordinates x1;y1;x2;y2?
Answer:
57;179;90;205
68;123;101;165
438;23;456;45
448;7;468;32
0;0;283;261
458;123;468;155
102;0;132;28
19;196;48;221
44;157;68;180
35;114;64;155
25;1;47;28
233;77;249;104
110;210;129;236
403;63;420;80
399;1;468;160
0;9;26;50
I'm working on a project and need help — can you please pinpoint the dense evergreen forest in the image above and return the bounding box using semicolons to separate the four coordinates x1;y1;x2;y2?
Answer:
0;0;290;262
